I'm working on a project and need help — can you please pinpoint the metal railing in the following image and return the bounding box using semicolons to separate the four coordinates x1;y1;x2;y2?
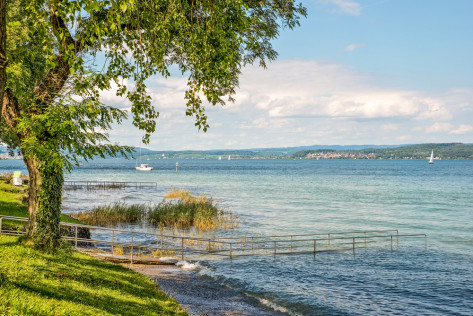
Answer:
0;215;427;263
63;181;157;190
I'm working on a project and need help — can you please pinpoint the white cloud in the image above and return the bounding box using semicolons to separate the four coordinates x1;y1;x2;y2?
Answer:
101;59;473;150
381;124;399;131
449;125;473;135
318;0;362;16
345;43;366;52
99;80;132;109
426;122;453;133
233;60;455;122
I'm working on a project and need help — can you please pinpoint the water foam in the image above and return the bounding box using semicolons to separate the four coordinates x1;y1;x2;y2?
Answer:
257;298;303;316
176;260;201;270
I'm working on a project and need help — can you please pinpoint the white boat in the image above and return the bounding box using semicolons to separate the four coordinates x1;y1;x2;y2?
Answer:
429;150;434;164
136;163;154;171
135;145;154;171
218;156;222;160
228;155;231;160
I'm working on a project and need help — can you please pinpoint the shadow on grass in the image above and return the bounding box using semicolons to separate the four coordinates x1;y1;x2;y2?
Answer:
11;280;175;315
30;250;181;312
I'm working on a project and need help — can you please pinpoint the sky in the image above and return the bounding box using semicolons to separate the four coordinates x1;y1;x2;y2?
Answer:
102;0;473;150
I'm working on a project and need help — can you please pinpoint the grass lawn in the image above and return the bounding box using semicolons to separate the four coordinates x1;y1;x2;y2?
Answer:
0;182;81;229
0;181;188;315
0;235;188;315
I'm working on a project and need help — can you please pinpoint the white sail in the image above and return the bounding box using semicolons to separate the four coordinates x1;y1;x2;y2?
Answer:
429;150;434;164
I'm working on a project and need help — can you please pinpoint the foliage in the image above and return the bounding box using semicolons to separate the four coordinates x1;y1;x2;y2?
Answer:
0;0;306;250
359;143;473;159
0;235;187;315
291;143;473;160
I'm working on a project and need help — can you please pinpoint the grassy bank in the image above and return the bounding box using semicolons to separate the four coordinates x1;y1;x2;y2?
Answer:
74;189;239;230
0;235;187;315
0;181;81;229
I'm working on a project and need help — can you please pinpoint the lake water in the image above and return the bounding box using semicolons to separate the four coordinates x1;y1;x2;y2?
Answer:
1;158;472;315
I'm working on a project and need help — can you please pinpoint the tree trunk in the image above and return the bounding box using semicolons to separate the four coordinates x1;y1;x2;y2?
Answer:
24;154;64;251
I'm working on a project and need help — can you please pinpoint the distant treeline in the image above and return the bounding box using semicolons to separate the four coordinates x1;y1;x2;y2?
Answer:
291;143;473;159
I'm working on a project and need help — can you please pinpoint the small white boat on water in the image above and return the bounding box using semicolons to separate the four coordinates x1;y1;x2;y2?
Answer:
429;150;434;164
228;155;231;160
135;145;154;171
136;163;154;171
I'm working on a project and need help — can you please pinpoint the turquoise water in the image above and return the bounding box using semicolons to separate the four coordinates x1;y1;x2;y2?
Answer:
2;158;472;315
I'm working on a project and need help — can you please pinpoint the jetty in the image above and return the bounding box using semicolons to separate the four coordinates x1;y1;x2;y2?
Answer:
0;215;427;264
64;180;157;190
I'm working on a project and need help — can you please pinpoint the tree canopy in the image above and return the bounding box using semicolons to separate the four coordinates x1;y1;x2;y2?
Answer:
0;0;306;250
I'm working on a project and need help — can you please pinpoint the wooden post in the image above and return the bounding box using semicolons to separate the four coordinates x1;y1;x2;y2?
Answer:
75;226;78;248
229;243;233;259
328;233;331;249
274;241;277;256
0;217;3;234
181;238;184;260
352;237;355;254
111;230;115;256
290;235;293;252
390;235;393;251
131;232;134;264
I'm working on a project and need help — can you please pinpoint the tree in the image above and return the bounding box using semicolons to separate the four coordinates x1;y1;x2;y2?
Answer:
0;0;306;251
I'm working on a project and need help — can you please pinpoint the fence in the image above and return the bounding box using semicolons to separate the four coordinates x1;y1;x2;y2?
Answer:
0;215;427;263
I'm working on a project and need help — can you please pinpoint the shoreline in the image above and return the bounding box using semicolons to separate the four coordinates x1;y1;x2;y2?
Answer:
125;263;288;316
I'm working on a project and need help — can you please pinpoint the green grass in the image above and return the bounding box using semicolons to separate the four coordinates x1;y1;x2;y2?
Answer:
0;235;188;315
0;181;81;229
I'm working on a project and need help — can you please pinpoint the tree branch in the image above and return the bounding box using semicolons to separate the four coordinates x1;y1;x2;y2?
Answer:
32;4;76;107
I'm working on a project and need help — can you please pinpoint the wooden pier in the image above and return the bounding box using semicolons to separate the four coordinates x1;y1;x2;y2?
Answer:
63;181;157;190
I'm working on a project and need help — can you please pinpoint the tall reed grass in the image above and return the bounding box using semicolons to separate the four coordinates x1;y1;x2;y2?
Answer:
73;203;146;226
72;189;239;230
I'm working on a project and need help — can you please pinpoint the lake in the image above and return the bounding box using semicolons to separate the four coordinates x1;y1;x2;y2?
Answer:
1;158;472;315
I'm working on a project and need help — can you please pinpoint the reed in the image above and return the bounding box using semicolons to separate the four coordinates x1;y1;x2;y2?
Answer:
73;203;146;226
72;189;239;231
113;246;124;255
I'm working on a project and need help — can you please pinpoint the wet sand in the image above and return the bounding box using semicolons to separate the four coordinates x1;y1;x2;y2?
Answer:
125;263;286;316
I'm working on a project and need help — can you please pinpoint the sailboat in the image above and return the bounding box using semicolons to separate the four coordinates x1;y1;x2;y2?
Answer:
228;155;231;160
218;156;222;160
135;145;154;171
429;150;434;164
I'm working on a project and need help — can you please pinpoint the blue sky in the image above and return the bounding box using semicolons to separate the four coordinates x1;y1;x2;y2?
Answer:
103;0;473;150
